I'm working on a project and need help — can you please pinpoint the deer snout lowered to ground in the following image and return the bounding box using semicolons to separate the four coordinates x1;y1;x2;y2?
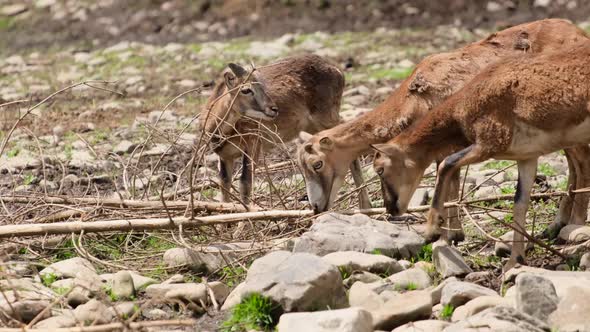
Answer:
200;54;371;208
296;18;590;243
372;42;590;270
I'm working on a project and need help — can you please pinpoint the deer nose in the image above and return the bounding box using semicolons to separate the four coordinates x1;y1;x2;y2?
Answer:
265;106;279;118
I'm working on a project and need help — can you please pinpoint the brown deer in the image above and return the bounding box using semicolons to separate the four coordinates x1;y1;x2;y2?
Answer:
200;54;371;208
296;19;590;242
372;42;590;269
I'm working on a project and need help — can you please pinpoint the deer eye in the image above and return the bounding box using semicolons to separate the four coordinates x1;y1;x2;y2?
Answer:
376;167;384;176
312;161;323;170
240;88;253;95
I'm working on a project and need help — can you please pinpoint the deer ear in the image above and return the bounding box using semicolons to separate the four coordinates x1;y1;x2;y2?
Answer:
228;63;248;78
298;131;313;145
319;136;334;151
224;71;237;89
370;143;403;157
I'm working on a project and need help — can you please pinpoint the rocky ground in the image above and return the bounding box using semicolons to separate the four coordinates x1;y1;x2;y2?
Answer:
2;1;590;331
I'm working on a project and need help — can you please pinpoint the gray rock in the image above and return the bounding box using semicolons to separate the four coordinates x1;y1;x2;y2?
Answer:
146;281;229;305
495;231;533;257
322;251;403;276
35;314;76;328
163;247;228;273
73;299;113;324
441;281;498;307
68;270;103;306
162;274;184;284
580;252;590;271
548;286;590;332
392;320;449;332
277;307;373;332
2;261;32;277
343;271;383;288
112;271;135;300
429;277;458;305
464;271;493;287
409;188;429;207
223;251;347;312
444;306;550;332
372;290;433;330
113;140;136;155
558;224;590;243
432;242;472;278
451;296;513;322
51;278;74;290
398;260;412;270
293;213;424;259
387;267;432;290
107;302;138;319
38;180;58;190
504;266;590;298
0;300;50;324
515;273;558;322
143;308;170;320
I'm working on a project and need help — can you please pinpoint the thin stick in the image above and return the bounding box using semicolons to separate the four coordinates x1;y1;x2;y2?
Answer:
0;319;196;332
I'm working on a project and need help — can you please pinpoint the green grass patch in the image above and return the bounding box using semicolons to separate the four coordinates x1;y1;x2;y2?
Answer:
538;163;557;177
221;293;280;332
482;160;513;170
41;273;58;287
0;17;14;30
440;304;454;320
500;186;516;195
6;147;19;158
22;173;35;185
417;243;433;262
221;266;247;288
370;67;414;81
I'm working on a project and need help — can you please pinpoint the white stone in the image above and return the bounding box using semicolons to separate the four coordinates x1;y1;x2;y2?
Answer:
277;307;373;332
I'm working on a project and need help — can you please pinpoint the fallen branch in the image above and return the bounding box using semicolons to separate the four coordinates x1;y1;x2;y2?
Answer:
0;195;247;213
1;189;585;238
0;319;196;332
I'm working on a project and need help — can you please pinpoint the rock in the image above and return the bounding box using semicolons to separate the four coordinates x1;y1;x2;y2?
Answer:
486;1;502;11
580;252;590;271
2;261;32;277
504;266;590;298
398;260;412;270
293;213;424;259
128;271;157;290
432;242;472;278
163;247;227;273
348;280;389;313
162;274;184;284
35;314;76;328
409;188;429;207
451;296;512;322
277;307;373;332
444;306;550;332
534;0;552;7
558;224;590;243
0;300;50;323
464;271;494;288
322;251;403;276
441;281;498;307
429;277;458;305
1;4;27;16
68;150;95;170
38;180;58;190
74;299;113;324
146;281;229;305
68;270;103;306
372;291;433;330
112;271;135;300
494;231;533;257
51;278;74;290
387;267;432;290
515;273;558;322
113;140;136;154
40;257;96;280
107;302;137;319
223;251;347;312
143;308;170;320
392;320;449;332
474;186;501;199
343;271;382;288
548;286;590;332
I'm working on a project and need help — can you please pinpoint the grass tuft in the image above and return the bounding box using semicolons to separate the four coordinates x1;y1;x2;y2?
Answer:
440;304;454;320
417;243;433;262
221;293;279;332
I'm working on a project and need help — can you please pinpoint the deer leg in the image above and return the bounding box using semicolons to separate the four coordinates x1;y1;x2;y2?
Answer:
505;158;537;271
546;148;578;238
350;158;372;210
568;145;590;226
239;153;253;206
218;153;236;202
427;145;489;243
444;169;465;244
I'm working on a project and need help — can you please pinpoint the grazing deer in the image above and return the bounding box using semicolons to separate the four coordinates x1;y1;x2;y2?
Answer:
296;19;590;242
200;54;371;208
372;42;590;269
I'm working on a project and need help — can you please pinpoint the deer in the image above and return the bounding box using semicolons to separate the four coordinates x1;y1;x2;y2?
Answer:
372;41;590;270
199;54;371;209
296;18;590;243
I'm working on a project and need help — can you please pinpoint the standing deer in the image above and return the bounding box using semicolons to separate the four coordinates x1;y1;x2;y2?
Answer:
200;54;371;209
296;19;590;242
372;42;590;270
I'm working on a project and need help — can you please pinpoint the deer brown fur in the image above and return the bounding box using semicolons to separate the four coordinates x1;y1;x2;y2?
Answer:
297;19;590;242
200;54;370;207
373;42;590;269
